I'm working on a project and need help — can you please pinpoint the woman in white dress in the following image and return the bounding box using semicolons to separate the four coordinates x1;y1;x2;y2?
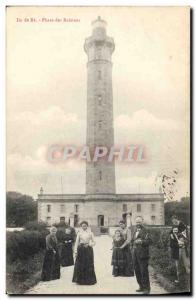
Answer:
72;221;97;285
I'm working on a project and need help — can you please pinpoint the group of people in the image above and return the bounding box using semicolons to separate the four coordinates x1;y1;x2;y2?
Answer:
41;221;76;282
112;217;152;294
169;215;190;283
41;215;190;294
41;220;97;285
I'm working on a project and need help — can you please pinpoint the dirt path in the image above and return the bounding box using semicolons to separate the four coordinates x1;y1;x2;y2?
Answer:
26;235;167;295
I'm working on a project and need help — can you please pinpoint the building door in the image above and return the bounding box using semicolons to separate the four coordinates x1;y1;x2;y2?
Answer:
98;215;104;227
122;213;127;225
60;216;65;222
74;214;79;227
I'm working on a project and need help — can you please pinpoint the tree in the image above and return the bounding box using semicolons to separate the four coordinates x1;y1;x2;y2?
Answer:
6;192;37;227
164;197;190;225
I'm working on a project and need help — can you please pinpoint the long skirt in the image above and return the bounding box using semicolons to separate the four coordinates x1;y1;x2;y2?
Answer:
123;246;134;276
112;247;125;276
72;244;97;285
41;249;60;281
111;246;134;277
60;243;74;267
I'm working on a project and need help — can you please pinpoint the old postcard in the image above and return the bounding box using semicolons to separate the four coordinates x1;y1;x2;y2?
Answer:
6;6;191;295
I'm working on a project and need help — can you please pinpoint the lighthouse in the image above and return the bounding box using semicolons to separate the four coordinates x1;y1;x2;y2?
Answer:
84;16;116;194
37;17;165;228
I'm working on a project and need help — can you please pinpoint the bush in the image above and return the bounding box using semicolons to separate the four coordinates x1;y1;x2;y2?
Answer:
6;250;45;294
148;227;190;292
6;192;37;227
148;227;174;277
148;227;171;248
24;221;48;232
7;229;48;263
6;223;49;294
164;197;190;225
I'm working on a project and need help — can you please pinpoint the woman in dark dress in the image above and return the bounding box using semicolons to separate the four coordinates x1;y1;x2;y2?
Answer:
57;227;74;267
118;220;134;277
72;221;97;285
41;226;60;281
111;230;126;276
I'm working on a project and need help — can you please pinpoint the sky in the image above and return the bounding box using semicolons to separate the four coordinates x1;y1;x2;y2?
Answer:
6;6;190;200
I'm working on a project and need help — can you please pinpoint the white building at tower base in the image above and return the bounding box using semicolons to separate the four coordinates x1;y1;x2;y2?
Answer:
37;193;165;227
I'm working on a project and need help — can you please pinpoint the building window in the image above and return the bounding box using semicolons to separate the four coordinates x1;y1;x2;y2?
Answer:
99;170;102;180
75;204;79;213
123;204;127;212
46;217;51;225
137;204;141;212
98;120;102;129
47;204;51;213
151;204;156;212
60;216;65;222
151;216;156;224
60;204;65;213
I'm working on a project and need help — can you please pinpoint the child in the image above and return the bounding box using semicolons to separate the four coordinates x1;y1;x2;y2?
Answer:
111;230;126;276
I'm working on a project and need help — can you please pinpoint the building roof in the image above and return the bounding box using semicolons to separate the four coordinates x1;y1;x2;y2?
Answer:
37;193;164;202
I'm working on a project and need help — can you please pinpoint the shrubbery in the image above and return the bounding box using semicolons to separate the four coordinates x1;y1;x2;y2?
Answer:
7;231;44;263
6;222;50;294
24;221;48;232
148;227;176;279
7;222;49;263
6;251;45;294
6;192;37;227
148;227;190;292
164;197;190;225
148;226;170;247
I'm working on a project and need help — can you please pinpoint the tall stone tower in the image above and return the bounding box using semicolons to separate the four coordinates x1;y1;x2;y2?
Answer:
84;17;116;194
